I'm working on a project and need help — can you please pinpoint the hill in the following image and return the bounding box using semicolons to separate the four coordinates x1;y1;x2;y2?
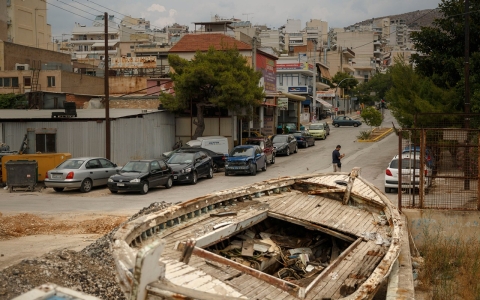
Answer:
352;9;442;30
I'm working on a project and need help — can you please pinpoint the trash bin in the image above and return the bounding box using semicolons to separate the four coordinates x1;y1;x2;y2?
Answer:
5;160;38;192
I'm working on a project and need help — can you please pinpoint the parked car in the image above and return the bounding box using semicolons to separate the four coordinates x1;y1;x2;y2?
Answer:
245;136;276;164
402;144;436;170
107;160;173;194
185;136;229;154
291;131;315;148
166;151;213;184
308;123;328;140
332;116;362;127
271;134;298;156
384;153;432;193
163;147;226;172
45;157;118;193
277;123;297;133
241;130;262;145
224;145;267;176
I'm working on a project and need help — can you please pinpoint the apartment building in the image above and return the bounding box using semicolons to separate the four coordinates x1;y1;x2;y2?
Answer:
1;0;52;50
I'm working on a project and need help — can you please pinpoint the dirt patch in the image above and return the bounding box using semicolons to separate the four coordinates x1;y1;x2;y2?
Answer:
0;212;127;240
0;202;171;299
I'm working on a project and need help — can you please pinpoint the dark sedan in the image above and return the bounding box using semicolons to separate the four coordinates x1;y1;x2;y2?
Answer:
271;134;298;156
332;116;362;127
224;145;267;176
167;151;213;184
162;147;226;172
107;160;173;194
291;131;315;148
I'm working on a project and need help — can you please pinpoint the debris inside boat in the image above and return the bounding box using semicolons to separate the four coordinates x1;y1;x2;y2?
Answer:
112;168;403;300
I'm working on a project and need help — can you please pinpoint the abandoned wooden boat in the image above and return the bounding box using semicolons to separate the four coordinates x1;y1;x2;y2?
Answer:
112;168;403;300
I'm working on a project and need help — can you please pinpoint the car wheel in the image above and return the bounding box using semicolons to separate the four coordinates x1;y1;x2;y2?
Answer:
286;148;290;156
384;187;391;193
53;187;64;192
262;159;267;171
294;145;298;153
79;178;92;193
140;181;149;194
354;123;359;127
165;177;173;189
313;140;316;146
305;142;309;148
207;167;214;179
225;171;229;176
212;163;218;173
334;123;340;127
271;155;275;164
190;171;198;184
250;163;257;176
109;189;118;194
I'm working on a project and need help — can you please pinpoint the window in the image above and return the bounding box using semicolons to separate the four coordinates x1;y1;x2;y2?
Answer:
11;77;18;87
99;159;114;168
36;133;56;153
151;161;161;171
86;159;101;169
83;45;88;51
3;78;11;87
47;76;56;87
24;77;31;86
126;53;131;57
0;78;3;87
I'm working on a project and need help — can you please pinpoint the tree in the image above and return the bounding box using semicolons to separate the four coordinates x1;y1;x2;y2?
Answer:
355;71;393;106
385;59;456;128
331;72;358;91
410;0;480;111
159;47;265;139
361;106;383;130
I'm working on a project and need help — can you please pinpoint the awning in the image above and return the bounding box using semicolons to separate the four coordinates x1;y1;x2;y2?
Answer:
91;41;118;47
280;92;305;101
316;99;332;108
316;82;330;90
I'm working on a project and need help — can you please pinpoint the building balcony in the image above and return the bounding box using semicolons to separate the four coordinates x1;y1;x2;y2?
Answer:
373;40;381;45
343;63;355;72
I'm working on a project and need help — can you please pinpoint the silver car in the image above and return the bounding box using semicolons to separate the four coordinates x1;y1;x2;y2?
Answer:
44;157;118;193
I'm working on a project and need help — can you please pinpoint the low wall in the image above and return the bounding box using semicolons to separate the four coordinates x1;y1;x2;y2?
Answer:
403;209;480;247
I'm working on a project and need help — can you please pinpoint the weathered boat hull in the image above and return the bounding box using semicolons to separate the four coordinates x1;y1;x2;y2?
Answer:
112;169;403;300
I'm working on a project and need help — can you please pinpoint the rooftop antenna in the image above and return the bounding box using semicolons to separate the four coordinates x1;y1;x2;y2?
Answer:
242;13;254;22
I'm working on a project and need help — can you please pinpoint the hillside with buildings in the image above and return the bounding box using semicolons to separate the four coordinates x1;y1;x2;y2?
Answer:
351;8;442;30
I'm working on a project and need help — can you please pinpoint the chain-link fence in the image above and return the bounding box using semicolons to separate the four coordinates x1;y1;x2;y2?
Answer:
396;114;480;211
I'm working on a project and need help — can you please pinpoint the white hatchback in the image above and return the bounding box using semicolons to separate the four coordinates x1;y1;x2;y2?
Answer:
384;153;432;193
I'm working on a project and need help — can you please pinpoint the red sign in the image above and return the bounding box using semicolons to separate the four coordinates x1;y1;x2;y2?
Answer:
335;107;338;112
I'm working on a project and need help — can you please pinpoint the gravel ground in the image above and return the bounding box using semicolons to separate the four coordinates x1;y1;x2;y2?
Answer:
0;202;172;299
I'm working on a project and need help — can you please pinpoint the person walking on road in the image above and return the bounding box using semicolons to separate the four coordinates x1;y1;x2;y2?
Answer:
332;145;345;172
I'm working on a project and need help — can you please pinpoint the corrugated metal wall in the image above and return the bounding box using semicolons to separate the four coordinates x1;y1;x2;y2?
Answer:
1;112;175;166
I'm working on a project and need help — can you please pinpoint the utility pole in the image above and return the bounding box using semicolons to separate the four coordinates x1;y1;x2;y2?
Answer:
464;0;471;191
104;12;111;160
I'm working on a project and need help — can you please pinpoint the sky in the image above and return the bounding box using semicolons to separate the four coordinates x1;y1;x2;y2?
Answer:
46;0;442;41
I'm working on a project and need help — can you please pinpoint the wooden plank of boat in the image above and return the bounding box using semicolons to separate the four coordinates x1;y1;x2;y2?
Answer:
113;171;402;300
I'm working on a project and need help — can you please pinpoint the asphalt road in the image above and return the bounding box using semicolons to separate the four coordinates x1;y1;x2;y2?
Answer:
0;110;400;217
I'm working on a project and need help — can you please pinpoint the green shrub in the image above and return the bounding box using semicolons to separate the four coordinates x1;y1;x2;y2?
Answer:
0;94;25;109
357;130;372;140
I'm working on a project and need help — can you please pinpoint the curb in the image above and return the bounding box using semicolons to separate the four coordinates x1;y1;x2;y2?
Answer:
358;128;394;143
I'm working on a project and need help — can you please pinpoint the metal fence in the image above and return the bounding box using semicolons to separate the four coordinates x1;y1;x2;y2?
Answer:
397;114;480;211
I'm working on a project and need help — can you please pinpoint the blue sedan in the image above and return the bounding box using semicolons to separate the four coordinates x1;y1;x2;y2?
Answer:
225;145;267;176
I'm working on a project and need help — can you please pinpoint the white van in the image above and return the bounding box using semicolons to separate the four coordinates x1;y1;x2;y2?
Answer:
186;136;229;154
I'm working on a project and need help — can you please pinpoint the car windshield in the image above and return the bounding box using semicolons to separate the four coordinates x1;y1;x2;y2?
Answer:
167;153;195;164
56;159;85;169
309;124;324;130
230;147;254;157
272;136;287;143
390;159;422;169
292;132;302;137
122;161;149;173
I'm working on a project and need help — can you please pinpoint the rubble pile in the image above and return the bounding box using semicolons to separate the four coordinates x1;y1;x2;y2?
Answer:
206;217;351;286
0;201;171;299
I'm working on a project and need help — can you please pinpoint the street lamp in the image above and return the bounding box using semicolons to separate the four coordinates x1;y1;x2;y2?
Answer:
334;77;356;117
